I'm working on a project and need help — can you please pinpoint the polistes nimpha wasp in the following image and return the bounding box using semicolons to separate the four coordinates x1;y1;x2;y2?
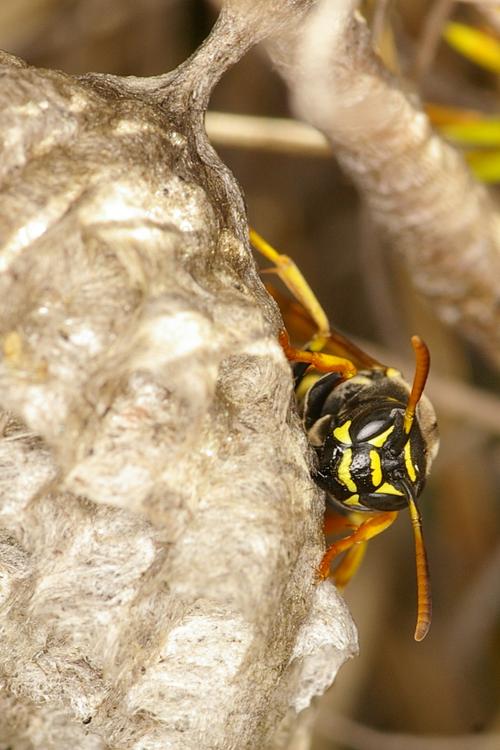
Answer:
250;229;439;641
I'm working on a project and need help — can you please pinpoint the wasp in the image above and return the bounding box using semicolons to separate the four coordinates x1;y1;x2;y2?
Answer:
250;229;439;641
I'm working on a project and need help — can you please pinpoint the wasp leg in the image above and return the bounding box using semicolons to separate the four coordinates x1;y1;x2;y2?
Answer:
323;510;356;536
332;543;367;590
250;230;357;377
323;511;366;587
317;511;398;581
250;228;330;345
279;329;356;378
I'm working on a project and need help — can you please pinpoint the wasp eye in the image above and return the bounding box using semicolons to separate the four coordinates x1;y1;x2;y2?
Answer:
355;418;390;442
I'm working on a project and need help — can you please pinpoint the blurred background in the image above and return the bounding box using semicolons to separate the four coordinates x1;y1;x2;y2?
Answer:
0;1;498;748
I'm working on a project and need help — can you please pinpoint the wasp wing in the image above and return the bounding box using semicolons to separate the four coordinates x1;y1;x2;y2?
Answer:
267;285;387;371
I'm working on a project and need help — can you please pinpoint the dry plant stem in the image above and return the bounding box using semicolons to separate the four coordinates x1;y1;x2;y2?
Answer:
270;0;500;367
371;0;390;48
414;0;455;80
0;2;358;749
206;111;331;157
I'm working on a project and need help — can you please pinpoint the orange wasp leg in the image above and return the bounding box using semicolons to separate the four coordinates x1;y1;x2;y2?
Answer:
323;509;357;536
333;543;368;590
317;511;398;581
249;228;330;343
323;511;367;588
279;330;356;378
250;229;357;378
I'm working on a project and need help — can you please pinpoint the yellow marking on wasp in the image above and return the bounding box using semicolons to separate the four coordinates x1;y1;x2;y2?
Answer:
333;420;352;445
367;424;394;447
376;482;404;496
369;450;383;487
351;375;372;386
345;494;361;506
338;449;357;492
386;367;401;378
404;441;417;482
295;371;322;402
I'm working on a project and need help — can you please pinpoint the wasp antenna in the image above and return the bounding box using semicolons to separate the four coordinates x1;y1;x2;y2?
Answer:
404;336;430;434
406;491;432;641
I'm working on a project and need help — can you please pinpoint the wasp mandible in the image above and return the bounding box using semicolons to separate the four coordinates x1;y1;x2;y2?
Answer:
250;229;439;641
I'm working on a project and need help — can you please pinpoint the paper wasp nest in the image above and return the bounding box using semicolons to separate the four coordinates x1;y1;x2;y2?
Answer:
0;6;356;749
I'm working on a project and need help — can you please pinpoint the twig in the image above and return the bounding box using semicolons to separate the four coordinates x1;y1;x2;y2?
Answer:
205;110;330;156
371;0;391;49
414;0;455;81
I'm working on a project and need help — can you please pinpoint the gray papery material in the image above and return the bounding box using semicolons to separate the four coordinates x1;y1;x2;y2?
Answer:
0;2;357;749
